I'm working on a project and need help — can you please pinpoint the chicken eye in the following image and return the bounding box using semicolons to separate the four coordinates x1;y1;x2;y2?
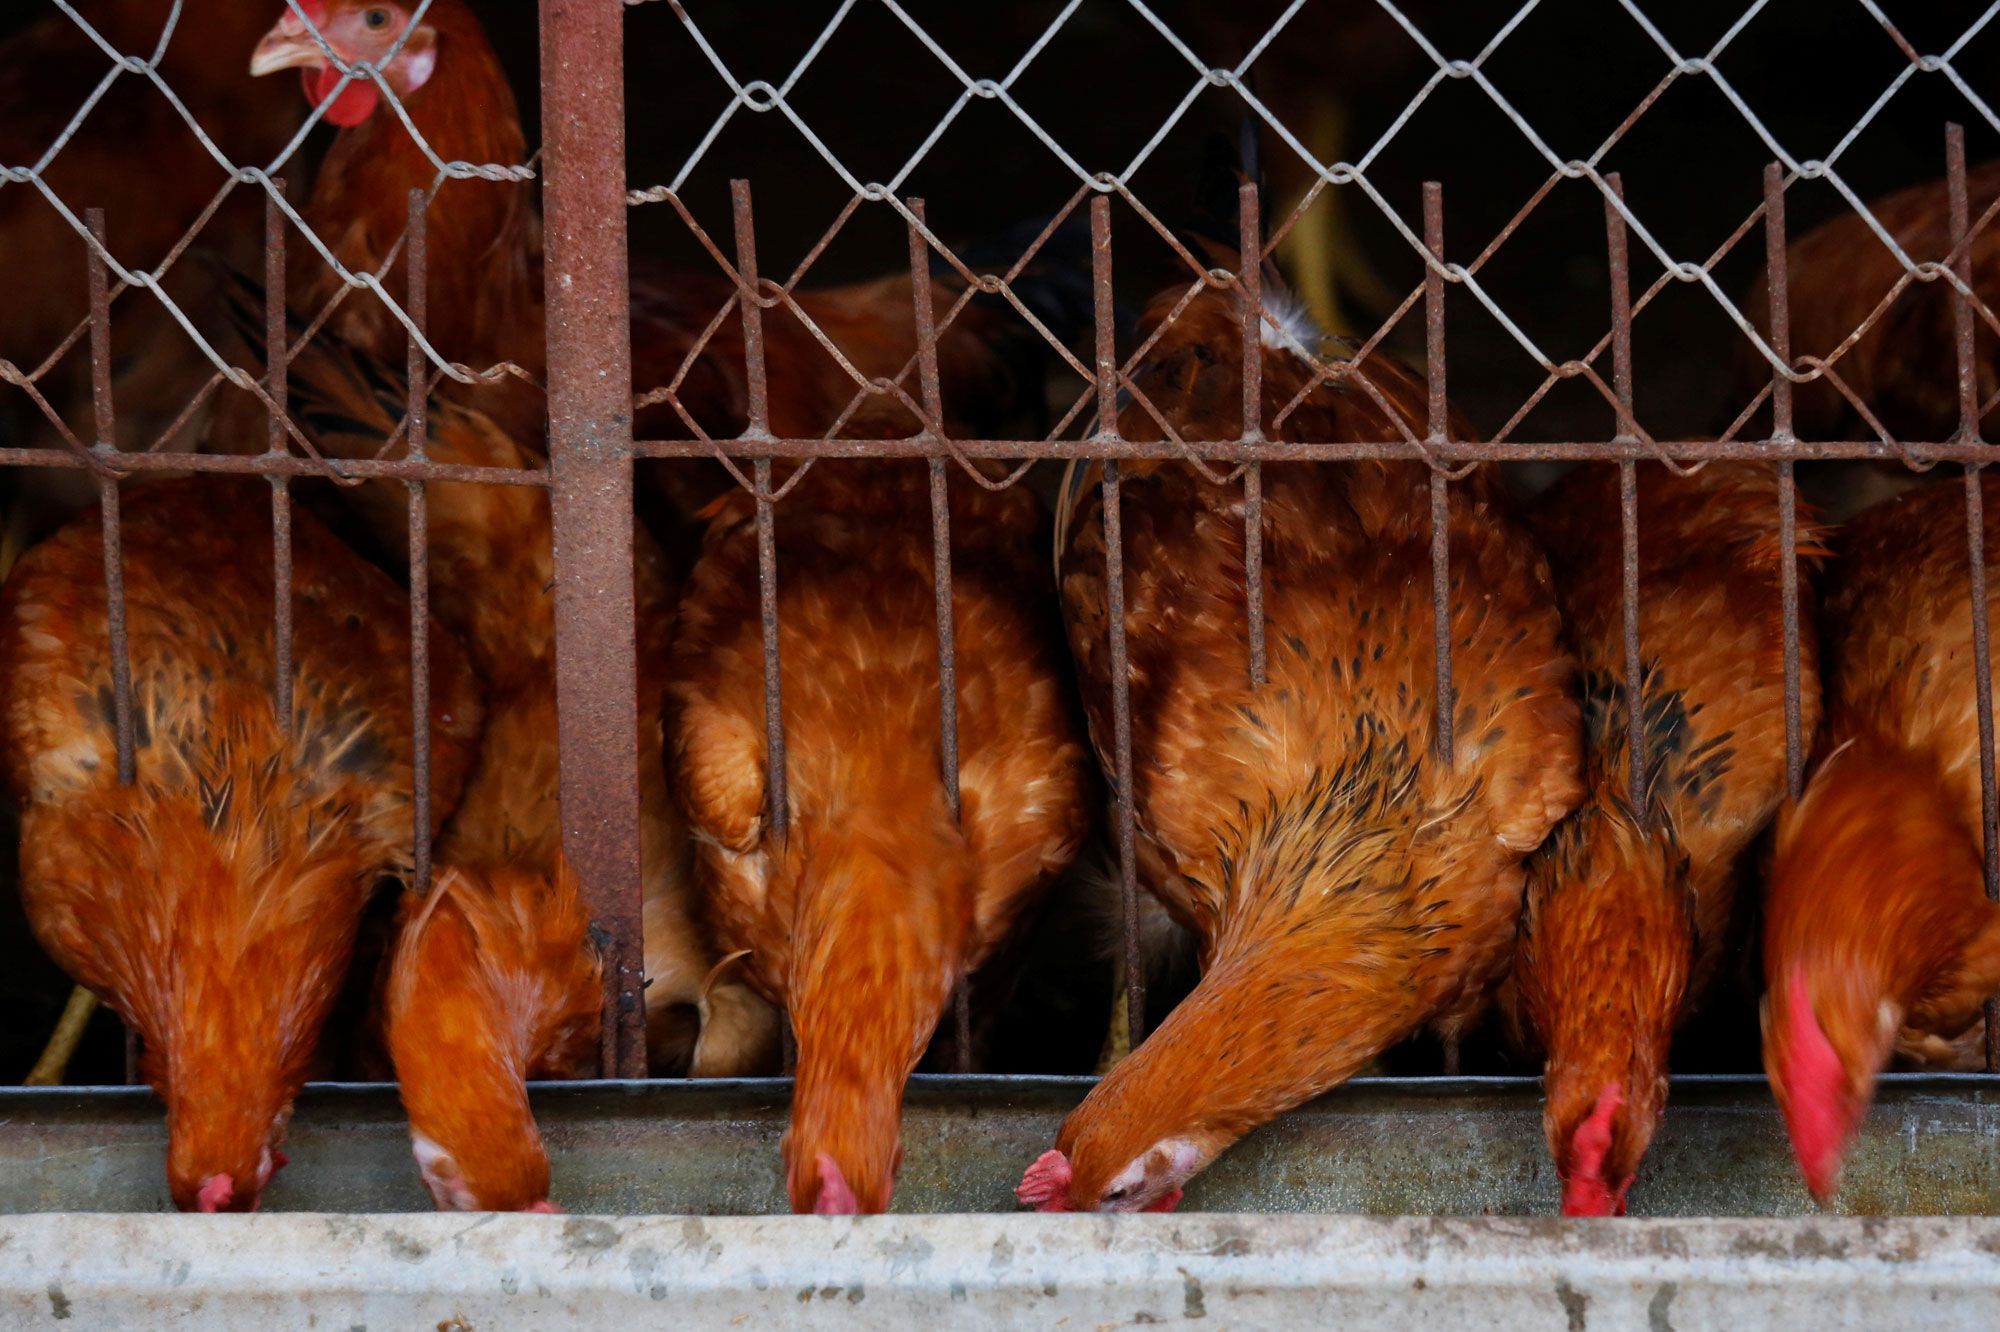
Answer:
363;7;391;27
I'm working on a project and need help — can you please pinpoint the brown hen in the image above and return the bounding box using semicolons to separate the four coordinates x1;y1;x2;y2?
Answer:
1503;460;1825;1216
1764;475;2000;1202
1017;280;1581;1213
1745;162;2000;445
666;459;1094;1214
241;0;1081;484
0;476;481;1210
272;327;780;1206
0;0;304;555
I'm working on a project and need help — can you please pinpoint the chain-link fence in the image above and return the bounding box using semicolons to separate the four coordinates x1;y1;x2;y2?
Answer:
2;0;1998;1088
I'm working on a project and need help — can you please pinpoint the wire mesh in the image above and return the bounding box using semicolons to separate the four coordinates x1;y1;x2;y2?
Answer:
0;0;1996;1087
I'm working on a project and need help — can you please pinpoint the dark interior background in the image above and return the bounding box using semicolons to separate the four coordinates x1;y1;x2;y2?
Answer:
2;0;1997;1081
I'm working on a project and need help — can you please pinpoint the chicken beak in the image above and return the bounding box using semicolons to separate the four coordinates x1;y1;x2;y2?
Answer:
250;13;327;77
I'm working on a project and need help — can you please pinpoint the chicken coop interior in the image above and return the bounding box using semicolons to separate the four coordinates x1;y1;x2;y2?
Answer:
4;0;2000;1242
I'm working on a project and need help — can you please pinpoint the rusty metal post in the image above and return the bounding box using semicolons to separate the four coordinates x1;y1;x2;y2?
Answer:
404;190;435;896
731;182;788;855
1763;163;1806;803
1605;175;1645;819
905;200;974;1071
265;181;297;741
86;210;135;788
86;209;139;1088
1423;184;1454;770
1943;125;2000;1071
1238;183;1267;689
540;0;646;1077
1094;193;1145;1053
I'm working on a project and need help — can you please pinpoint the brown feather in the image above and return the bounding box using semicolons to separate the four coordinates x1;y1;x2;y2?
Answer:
0;477;481;1210
1039;283;1582;1210
666;460;1094;1213
1765;475;2000;1196
1504;460;1826;1212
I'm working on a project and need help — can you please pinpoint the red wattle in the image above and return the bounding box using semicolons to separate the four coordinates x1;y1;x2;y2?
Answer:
304;64;380;128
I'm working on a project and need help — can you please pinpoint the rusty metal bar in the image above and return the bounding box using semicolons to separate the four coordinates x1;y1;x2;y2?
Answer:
265;181;296;741
85;209;135;789
1424;183;1453;768
0;450;543;484
908;200;960;819
1943;124;2000;1073
732;183;789;857
404;191;434;896
542;0;646;1078
1093;194;1145;1052
87;208;139;1088
636;437;2000;465
1763;162;1806;801
907;198;971;1070
1239;183;1267;689
1605;175;1645;818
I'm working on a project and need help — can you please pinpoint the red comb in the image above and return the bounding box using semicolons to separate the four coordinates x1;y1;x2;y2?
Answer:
295;0;330;26
813;1153;859;1216
1560;1083;1625;1218
1778;970;1850;1201
1016;1149;1074;1211
195;1173;234;1213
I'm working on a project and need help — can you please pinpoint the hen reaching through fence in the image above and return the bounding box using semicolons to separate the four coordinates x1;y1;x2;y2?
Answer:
1763;475;2000;1203
0;476;482;1210
1498;460;1826;1216
666;457;1094;1214
1018;269;1581;1212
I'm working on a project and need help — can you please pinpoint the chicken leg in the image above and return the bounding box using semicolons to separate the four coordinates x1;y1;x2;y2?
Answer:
24;985;97;1086
1094;952;1131;1074
1272;100;1400;340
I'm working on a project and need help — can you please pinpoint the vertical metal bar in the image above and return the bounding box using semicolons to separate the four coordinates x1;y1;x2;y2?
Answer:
542;0;646;1077
1092;194;1145;1052
1942;124;2000;1070
1423;184;1454;768
88;209;139;1087
1763;162;1805;801
1604;175;1646;818
404;191;434;896
907;200;960;818
733;182;789;857
86;210;136;789
1238;183;1267;688
905;200;971;1070
1951;124;1983;441
265;181;296;740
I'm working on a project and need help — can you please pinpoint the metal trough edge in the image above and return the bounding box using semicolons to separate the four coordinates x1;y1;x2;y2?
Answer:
1;1211;1998;1328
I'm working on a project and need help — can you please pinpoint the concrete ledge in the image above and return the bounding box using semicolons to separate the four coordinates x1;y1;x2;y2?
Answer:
3;1074;1997;1215
1;1212;1997;1328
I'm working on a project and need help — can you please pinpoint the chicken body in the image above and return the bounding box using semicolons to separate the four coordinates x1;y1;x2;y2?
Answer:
271;329;778;1204
1765;475;2000;1201
0;0;303;549
250;0;540;389
667;461;1093;1214
385;861;596;1212
1019;286;1581;1213
244;0;1080;481
1504;461;1824;1215
0;477;480;1210
1745;163;2000;444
